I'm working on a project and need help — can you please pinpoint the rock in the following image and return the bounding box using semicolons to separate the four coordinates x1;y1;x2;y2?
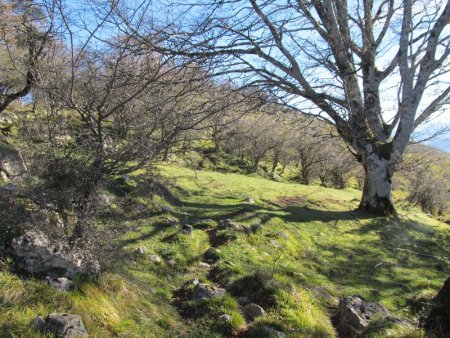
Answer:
135;246;147;255
251;223;264;233
161;206;172;214
243;303;266;320
425;276;450;337
203;247;221;263
11;230;100;278
198;262;211;269
258;326;286;338
224;260;236;267
2;183;17;192
34;313;88;337
277;231;289;240
337;296;389;336
218;314;232;321
136;204;147;212
270;240;282;248
313;287;339;307
0;149;27;178
167;259;176;267
121;175;131;182
245;197;255;204
45;276;74;292
149;255;161;263
182;224;193;234
193;283;226;300
218;219;238;229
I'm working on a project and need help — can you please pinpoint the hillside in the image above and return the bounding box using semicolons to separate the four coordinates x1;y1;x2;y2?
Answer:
1;165;449;337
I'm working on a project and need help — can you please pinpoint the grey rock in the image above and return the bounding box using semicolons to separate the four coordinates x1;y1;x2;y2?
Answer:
250;223;264;233
245;197;256;204
243;303;266;320
218;219;239;229
167;259;176;267
198;262;211;269
45;277;74;292
2;183;17;192
260;326;286;338
0;152;27;178
149;255;161;263
193;283;226;300
121;175;131;182
313;287;339;307
161;206;172;214
218;314;232;321
136;204;147;212
135;247;147;256
182;224;193;234
11;230;100;278
277;231;289;240
34;313;88;337
337;296;389;336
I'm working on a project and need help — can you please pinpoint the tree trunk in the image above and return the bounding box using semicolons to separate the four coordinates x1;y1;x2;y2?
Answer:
358;150;397;216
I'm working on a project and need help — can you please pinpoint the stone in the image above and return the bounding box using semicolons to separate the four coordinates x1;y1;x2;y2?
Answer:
251;223;264;233
259;326;286;338
313;287;339;307
336;296;389;336
270;240;282;248
277;231;289;240
193;283;226;300
0;151;27;178
11;230;100;278
136;204;147;212
182;224;193;234
149;255;161;263
45;276;74;292
135;247;147;255
203;247;221;263
121;175;131;182
34;313;88;337
218;219;238;229
243;303;266;320
167;259;176;267
2;183;17;192
245;197;256;204
161;206;172;214
425;276;450;337
198;262;211;269
218;314;232;321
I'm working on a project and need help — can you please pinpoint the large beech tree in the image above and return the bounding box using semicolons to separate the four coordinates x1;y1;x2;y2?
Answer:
117;0;450;215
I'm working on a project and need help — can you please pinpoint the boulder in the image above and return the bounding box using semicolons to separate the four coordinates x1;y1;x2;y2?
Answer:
12;230;100;278
33;313;88;337
243;303;266;320
336;296;389;336
193;283;226;300
425;276;450;337
0;148;27;178
45;276;74;292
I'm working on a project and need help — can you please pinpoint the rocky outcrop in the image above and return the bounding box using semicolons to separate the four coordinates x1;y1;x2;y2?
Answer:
336;296;389;336
425;276;450;337
12;230;100;278
33;313;88;337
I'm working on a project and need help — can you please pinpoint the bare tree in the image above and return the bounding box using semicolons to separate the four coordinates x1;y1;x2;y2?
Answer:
118;0;450;215
0;0;54;113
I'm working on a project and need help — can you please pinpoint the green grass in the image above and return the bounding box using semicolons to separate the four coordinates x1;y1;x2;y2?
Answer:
1;164;449;337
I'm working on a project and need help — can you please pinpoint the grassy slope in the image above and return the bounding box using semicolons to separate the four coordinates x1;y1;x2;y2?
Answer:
1;165;449;337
